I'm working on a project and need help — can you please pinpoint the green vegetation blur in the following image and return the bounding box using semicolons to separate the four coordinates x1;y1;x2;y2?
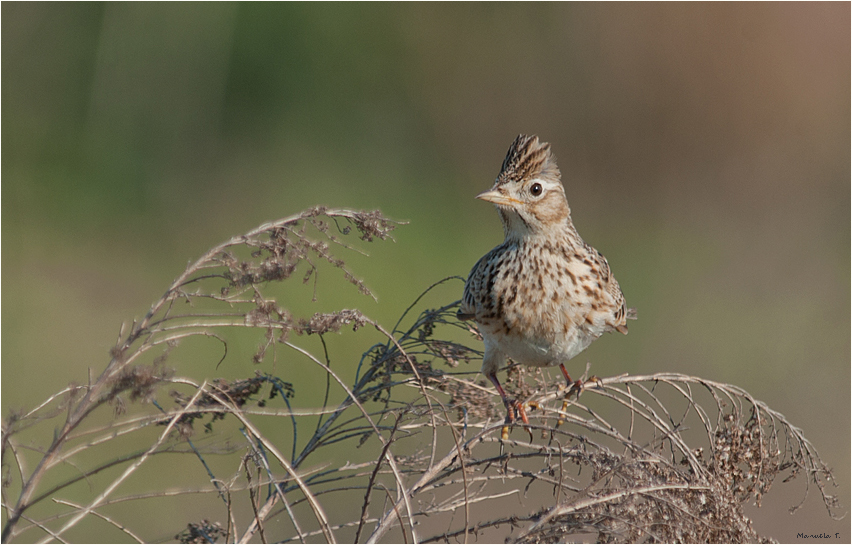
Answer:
3;3;848;542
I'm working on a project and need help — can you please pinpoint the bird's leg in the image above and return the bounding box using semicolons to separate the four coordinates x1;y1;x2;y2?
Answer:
557;364;602;427
488;372;533;441
556;364;576;427
557;364;585;427
559;364;583;395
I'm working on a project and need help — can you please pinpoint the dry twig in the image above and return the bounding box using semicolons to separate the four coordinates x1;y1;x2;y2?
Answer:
1;208;841;543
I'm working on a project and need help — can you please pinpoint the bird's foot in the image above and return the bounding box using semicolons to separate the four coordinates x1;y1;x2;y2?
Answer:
565;374;603;396
501;399;539;441
556;375;603;427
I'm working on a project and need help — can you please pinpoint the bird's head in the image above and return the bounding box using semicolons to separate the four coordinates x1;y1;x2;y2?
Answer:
476;134;571;239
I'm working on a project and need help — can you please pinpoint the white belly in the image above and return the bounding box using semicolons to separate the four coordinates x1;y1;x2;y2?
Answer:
483;324;602;367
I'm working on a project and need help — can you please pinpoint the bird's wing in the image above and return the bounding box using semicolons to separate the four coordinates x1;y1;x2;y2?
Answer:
578;242;633;335
457;247;499;321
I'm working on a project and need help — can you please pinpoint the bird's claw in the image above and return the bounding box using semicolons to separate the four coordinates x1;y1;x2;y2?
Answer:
556;376;603;427
566;379;584;397
501;399;538;441
564;374;603;398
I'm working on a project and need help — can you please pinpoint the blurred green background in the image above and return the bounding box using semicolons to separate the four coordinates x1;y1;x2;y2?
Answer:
3;2;849;542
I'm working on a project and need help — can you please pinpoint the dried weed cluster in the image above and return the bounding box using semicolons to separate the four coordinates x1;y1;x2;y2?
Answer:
1;208;842;543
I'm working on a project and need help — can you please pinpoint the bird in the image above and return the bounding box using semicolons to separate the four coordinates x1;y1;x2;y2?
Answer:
458;134;634;436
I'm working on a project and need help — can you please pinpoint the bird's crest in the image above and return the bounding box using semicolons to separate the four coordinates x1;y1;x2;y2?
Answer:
495;134;560;187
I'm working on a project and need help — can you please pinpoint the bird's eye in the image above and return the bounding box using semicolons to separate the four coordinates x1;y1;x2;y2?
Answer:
530;183;543;197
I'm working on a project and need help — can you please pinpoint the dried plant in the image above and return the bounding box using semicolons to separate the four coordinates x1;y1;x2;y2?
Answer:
1;207;842;543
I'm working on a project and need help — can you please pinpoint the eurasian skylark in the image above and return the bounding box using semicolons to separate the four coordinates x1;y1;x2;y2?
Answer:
459;134;635;433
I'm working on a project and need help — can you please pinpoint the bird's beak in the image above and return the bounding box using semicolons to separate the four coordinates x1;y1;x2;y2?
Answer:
476;188;523;207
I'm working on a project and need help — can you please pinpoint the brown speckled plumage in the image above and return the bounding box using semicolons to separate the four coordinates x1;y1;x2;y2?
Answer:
459;134;635;427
